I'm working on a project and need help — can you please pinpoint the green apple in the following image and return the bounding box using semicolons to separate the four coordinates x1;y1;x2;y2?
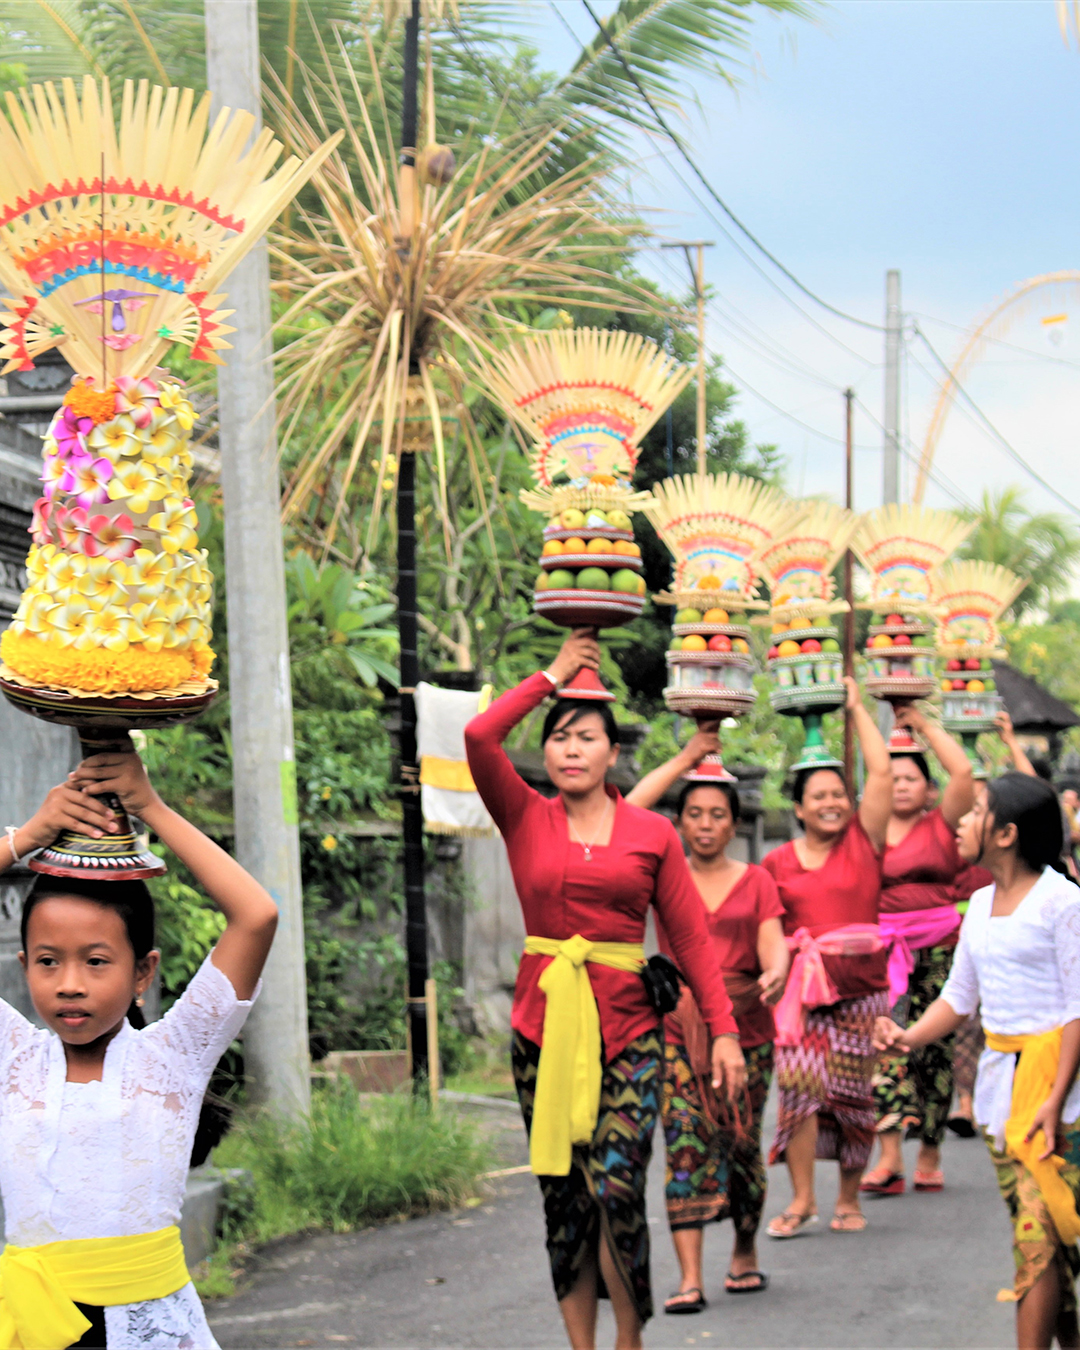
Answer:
559;508;586;530
607;509;632;531
577;566;611;591
585;510;609;529
535;571;551;592
984;679;996;692
821;638;840;652
675;607;700;625
611;568;640;594
870;613;884;626
981;658;993;670
546;568;576;590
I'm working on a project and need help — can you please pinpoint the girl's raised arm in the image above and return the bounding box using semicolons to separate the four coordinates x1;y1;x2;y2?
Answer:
0;780;119;873
71;752;277;1000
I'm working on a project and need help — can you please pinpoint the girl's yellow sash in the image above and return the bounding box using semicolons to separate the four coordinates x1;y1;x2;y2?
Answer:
523;934;646;1177
0;1225;189;1350
985;1027;1080;1247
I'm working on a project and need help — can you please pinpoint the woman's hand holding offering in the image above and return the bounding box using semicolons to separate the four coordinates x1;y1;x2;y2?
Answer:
18;781;119;852
546;629;602;687
69;752;163;821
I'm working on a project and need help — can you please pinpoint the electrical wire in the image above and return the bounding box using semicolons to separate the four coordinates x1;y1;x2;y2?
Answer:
911;310;1080;372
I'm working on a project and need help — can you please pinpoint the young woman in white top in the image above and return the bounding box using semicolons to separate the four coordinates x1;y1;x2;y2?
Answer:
0;747;278;1349
875;773;1080;1350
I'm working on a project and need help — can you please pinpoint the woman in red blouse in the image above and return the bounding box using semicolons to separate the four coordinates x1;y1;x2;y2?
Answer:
762;677;893;1239
464;632;742;1349
861;705;973;1196
627;730;789;1312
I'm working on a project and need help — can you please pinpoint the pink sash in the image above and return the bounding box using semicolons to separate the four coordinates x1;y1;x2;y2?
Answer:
774;924;885;1047
878;905;961;1005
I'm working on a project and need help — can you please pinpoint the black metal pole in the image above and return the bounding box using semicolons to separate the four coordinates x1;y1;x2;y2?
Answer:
399;0;429;1087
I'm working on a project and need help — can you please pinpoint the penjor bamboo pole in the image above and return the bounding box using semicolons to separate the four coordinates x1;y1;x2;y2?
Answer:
205;0;310;1117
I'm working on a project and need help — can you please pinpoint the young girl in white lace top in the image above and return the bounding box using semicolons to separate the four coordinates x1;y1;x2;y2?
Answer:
875;772;1080;1350
0;748;278;1350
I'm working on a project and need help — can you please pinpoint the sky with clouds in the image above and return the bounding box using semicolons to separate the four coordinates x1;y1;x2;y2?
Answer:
525;0;1080;533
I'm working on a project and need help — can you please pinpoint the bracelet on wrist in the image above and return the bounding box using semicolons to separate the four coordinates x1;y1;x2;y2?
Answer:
540;668;559;688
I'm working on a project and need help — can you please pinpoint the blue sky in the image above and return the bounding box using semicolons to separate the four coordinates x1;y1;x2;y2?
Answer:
524;0;1080;528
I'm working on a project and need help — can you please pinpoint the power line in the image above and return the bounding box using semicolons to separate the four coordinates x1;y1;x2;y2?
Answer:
911;309;1080;372
852;393;977;512
578;0;885;335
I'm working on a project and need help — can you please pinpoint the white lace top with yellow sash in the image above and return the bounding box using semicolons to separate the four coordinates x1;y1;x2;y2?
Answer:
0;954;258;1349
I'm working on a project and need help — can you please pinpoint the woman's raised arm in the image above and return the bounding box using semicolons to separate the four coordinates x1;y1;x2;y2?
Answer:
625;724;719;811
849;677;893;850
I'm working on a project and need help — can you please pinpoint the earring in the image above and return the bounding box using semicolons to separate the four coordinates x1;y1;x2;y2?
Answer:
135;996;145;1008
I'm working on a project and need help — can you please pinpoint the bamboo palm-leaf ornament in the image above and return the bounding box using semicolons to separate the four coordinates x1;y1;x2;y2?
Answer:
650;472;803;783
933;561;1027;776
480;329;690;702
0;76;339;880
758;502;859;772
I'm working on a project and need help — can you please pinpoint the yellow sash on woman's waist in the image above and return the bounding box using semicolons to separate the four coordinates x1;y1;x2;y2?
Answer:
523;935;646;1177
985;1028;1080;1247
0;1225;189;1350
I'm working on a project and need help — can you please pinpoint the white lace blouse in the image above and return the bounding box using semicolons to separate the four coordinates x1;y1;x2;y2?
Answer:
0;953;258;1350
941;866;1080;1145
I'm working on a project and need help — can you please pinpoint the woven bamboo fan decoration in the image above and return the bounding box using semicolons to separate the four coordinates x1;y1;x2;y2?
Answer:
652;472;802;783
0;77;339;879
933;561;1026;776
853;504;972;754
757;502;859;771
480;329;690;702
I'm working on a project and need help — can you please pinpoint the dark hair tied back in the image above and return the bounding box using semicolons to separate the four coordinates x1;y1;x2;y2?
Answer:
984;772;1065;875
891;751;936;787
541;698;618;747
676;779;741;822
790;765;848;805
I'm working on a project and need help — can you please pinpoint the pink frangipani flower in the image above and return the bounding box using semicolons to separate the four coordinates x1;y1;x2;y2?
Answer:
58;449;93;496
84;513;138;561
55;505;90;551
69;456;114;509
41;454;68;499
30;497;53;545
54;404;94;458
114;375;159;430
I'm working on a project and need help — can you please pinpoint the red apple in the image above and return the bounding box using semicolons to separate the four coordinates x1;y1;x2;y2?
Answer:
885;613;904;626
800;638;822;653
891;633;912;646
963;658;982;671
707;634;733;652
951;678;966;690
767;645;780;659
945;659;962;671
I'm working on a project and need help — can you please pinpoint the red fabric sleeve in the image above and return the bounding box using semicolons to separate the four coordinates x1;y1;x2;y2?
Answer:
464;672;552;834
652;825;738;1039
754;866;785;922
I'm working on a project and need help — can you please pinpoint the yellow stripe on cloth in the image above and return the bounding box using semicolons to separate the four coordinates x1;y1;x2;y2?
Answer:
985;1028;1080;1247
523;934;646;1177
0;1225;189;1350
419;756;477;793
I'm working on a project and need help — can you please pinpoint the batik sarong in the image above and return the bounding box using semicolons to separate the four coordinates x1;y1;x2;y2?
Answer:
770;989;888;1171
663;1039;773;1234
512;1027;662;1324
988;1117;1080;1306
872;942;956;1145
953;1012;984;1096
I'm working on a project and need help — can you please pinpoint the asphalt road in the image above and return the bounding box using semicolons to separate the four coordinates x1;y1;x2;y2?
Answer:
209;1090;1017;1350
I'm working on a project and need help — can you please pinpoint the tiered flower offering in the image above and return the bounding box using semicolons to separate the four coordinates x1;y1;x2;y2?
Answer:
755;503;858;768
483;329;690;700
933;561;1025;774
652;472;801;780
852;504;972;751
2;376;210;695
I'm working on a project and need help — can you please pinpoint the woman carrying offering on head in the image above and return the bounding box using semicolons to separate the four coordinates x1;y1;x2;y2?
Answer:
464;632;743;1350
626;730;789;1312
0;747;277;1350
875;775;1080;1350
763;676;893;1239
861;705;974;1196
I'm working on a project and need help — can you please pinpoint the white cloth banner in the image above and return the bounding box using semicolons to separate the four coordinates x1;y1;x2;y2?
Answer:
415;681;495;836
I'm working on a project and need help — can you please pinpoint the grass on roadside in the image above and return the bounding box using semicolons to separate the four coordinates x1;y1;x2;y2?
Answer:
197;1082;491;1298
443;1057;516;1100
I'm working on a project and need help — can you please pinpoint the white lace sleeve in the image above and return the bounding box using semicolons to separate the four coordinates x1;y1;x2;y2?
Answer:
1049;888;1080;1024
940;900;981;1017
141;953;260;1082
0;998;36;1071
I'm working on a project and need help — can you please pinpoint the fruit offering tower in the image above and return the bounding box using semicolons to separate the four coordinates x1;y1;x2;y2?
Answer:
852;504;972;753
0;77;337;876
482;329;690;700
651;472;801;780
756;502;859;770
934;561;1025;776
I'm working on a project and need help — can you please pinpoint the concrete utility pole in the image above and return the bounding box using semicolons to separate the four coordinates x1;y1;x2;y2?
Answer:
883;268;902;505
661;240;714;475
205;0;310;1115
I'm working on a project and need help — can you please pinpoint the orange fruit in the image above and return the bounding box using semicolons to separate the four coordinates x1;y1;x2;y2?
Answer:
771;621;788;634
586;538;610;554
590;472;617;486
541;540;563;557
696;576;721;590
702;608;729;624
612;540;634;556
871;633;893;649
777;639;802;657
681;634;708;652
562;537;586;554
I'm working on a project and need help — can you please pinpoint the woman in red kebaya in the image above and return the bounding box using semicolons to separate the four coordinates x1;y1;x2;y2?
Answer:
464;631;743;1350
627;730;789;1312
763;677;893;1239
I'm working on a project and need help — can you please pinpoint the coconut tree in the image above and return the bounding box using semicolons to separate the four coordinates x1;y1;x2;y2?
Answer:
959;486;1080;619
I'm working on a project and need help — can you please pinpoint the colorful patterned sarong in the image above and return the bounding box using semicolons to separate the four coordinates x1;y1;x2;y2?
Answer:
512;1028;662;1324
872;942;956;1145
988;1118;1080;1306
953;1012;984;1096
770;990;888;1171
663;1039;773;1234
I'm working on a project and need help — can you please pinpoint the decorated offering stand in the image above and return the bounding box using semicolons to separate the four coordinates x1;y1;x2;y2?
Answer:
483;329;690;700
851;505;972;753
933;561;1025;776
755;503;859;770
651;472;801;780
0;77;336;876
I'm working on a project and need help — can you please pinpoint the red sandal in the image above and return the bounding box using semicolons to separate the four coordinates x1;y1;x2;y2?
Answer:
913;1169;944;1191
859;1167;905;1195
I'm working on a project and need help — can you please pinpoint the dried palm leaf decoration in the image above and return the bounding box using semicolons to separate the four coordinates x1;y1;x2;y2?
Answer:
852;503;972;616
933;561;1026;658
755;501;859;623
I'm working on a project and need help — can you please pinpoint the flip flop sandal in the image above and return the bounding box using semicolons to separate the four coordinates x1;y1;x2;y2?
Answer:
766;1210;819;1239
914;1169;944;1191
859;1168;905;1195
725;1270;769;1294
664;1288;707;1314
830;1211;868;1233
947;1114;977;1139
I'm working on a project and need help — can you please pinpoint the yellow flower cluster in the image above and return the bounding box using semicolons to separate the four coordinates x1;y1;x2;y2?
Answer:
0;630;202;694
